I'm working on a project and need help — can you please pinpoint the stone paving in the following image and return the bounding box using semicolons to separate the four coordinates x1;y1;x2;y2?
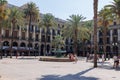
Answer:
0;56;120;80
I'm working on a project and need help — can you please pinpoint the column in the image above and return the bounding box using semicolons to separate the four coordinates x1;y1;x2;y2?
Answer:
32;25;35;42
118;29;120;41
19;26;21;40
117;29;120;54
110;30;113;43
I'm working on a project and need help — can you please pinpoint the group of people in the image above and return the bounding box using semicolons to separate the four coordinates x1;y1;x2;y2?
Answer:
86;52;120;68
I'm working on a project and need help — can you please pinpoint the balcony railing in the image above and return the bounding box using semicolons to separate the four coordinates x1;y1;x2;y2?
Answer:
35;39;39;41
112;32;118;35
2;36;20;40
28;38;34;41
21;37;26;40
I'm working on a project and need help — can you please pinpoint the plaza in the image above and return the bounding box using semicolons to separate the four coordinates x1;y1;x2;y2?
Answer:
0;57;120;80
1;0;120;80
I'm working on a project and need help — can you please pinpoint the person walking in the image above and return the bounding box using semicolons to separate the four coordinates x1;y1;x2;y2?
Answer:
86;52;90;62
74;54;78;63
113;55;119;68
101;54;105;66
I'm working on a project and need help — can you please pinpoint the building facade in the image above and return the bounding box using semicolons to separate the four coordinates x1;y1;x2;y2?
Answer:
97;24;120;56
0;18;65;56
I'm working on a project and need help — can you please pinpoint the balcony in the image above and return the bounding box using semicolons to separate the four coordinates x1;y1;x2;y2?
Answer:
21;37;26;40
35;30;40;33
52;32;56;36
112;32;118;36
2;36;11;39
13;36;19;40
28;38;34;41
107;31;110;36
98;42;103;45
35;39;39;41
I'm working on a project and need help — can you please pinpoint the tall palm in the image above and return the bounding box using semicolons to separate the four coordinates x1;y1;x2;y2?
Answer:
40;13;56;56
63;14;88;55
93;0;98;68
98;7;113;60
105;0;120;23
84;20;94;54
0;0;7;59
8;7;24;58
24;2;39;56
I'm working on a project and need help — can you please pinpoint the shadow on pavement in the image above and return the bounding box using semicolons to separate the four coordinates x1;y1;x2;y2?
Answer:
36;67;99;80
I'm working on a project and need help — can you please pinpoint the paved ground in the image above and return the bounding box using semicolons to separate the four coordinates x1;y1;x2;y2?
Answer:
0;56;120;80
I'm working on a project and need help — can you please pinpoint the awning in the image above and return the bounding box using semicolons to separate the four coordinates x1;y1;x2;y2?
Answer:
2;46;18;50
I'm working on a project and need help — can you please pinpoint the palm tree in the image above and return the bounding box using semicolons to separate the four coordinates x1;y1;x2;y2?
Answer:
63;14;89;56
0;0;7;22
40;13;56;56
24;2;40;56
105;0;120;23
7;7;24;58
98;7;113;60
84;20;94;54
52;35;65;50
0;0;7;59
93;0;98;68
52;35;65;57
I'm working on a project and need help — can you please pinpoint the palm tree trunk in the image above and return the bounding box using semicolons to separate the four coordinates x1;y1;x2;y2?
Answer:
103;21;107;61
10;23;15;58
28;14;32;56
0;26;3;59
44;28;47;56
93;0;98;68
74;28;78;55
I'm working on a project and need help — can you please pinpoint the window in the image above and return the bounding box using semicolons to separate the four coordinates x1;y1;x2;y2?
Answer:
113;37;118;42
47;36;50;42
5;30;9;37
107;37;110;44
113;22;116;25
22;32;25;39
35;34;39;41
13;31;18;38
57;30;60;35
99;38;103;44
41;35;45;42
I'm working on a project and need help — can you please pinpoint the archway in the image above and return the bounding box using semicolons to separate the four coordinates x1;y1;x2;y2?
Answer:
3;41;9;46
2;41;10;56
27;43;33;56
12;42;18;56
47;44;50;55
12;42;18;47
106;46;111;57
20;42;26;47
34;43;39;56
99;46;103;54
19;42;26;55
41;44;44;56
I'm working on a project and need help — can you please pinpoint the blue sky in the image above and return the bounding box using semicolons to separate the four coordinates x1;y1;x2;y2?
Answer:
8;0;113;20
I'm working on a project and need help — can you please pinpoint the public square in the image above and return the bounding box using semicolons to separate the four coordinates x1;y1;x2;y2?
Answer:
0;57;120;80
